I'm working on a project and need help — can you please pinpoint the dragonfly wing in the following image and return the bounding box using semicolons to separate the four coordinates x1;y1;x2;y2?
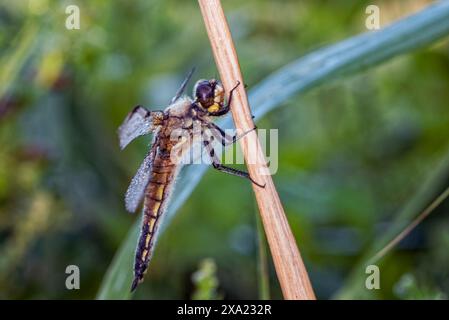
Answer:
170;67;195;104
118;106;153;150
124;137;158;213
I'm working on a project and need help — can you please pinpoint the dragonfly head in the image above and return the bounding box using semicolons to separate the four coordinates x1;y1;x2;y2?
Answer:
194;79;224;113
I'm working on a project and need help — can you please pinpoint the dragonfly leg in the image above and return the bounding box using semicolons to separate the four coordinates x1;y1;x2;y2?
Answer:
203;139;265;188
223;80;240;109
204;122;256;146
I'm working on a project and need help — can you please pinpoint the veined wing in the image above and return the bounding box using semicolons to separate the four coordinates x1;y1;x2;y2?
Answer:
118;105;153;150
170;67;195;104
124;135;159;213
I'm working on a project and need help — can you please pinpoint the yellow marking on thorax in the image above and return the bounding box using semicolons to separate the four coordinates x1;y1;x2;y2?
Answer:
208;103;220;113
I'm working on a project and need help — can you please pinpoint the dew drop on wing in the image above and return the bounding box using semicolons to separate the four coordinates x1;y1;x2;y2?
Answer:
124;150;154;213
118;107;153;150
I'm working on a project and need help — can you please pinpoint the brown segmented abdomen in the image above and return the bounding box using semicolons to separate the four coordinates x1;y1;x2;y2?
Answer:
131;154;178;291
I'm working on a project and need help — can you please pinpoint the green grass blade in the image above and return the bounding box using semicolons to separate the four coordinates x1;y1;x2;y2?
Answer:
97;1;449;299
0;21;39;99
335;146;449;299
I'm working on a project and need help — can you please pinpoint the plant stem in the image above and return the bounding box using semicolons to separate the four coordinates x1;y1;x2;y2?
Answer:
198;0;315;300
255;204;270;300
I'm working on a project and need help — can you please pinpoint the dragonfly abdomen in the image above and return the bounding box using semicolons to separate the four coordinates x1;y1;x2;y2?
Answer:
131;156;177;291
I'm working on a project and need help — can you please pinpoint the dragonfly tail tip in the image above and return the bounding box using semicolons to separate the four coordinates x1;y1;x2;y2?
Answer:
130;277;140;293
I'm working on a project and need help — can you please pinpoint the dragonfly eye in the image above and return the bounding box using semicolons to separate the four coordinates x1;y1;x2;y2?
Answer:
194;79;216;109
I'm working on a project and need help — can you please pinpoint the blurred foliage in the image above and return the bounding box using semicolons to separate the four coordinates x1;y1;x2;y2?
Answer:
191;258;221;300
1;0;449;299
394;274;446;299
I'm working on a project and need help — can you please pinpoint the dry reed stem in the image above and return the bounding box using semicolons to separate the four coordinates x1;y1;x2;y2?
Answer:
198;0;315;300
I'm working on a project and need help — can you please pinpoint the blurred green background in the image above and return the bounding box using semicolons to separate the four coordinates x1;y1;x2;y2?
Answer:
1;0;449;299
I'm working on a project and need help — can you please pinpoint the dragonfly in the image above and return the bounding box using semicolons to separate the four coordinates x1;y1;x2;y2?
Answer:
118;69;264;292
